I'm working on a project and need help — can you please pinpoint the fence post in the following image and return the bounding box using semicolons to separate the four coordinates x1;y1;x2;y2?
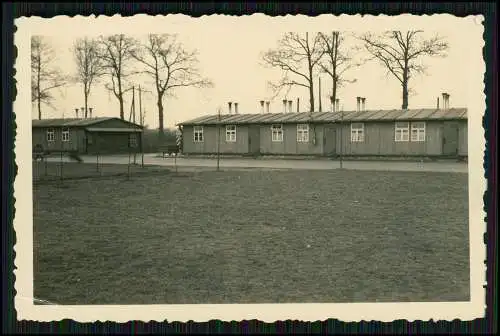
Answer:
44;156;48;176
127;149;131;180
59;150;63;181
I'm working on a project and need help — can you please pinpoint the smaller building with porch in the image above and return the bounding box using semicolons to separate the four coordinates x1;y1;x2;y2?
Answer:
32;117;143;156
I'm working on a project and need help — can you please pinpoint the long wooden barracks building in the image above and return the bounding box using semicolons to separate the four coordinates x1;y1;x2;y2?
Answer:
177;95;468;159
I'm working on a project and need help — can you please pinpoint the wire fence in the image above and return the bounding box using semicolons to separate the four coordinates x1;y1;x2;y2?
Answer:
32;152;170;183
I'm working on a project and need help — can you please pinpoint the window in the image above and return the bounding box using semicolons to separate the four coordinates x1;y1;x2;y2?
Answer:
46;128;55;142
394;122;410;142
129;134;137;147
411;122;426;142
62;128;70;142
350;123;365;142
226;125;236;142
271;124;283;142
297;124;309;142
193;126;204;142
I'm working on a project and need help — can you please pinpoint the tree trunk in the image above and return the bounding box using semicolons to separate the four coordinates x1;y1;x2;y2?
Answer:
318;77;322;112
118;77;124;119
37;98;41;120
332;80;337;111
84;86;88;119
118;95;124;120
157;97;165;141
37;59;42;120
402;80;409;110
402;61;409;110
309;79;315;112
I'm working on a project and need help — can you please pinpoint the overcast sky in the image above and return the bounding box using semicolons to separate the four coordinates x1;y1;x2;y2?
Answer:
30;15;475;129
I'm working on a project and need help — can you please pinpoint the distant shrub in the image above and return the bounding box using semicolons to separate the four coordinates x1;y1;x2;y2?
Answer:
141;128;178;153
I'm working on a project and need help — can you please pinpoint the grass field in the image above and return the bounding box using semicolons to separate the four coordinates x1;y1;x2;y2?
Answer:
33;167;470;304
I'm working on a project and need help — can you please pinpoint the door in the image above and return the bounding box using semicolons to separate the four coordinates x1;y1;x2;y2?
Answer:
248;126;261;154
323;126;336;156
442;122;459;156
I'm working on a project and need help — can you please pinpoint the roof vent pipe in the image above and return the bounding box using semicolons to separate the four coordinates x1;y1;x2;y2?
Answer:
297;98;300;113
89;107;93;118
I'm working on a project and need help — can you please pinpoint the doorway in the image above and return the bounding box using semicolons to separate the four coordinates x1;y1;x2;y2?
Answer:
442;122;459;156
323;126;336;156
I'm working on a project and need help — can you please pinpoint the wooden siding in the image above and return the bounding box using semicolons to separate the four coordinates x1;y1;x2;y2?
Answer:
32;126;141;155
181;120;468;157
334;121;449;156
182;125;249;154
32;127;79;152
458;121;468;156
85;132;141;154
259;124;324;155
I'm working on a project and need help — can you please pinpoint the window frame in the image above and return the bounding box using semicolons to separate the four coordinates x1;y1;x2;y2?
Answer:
296;124;309;143
271;124;283;142
129;133;137;147
46;128;55;142
225;125;237;142
193;126;204;143
350;123;365;143
394;122;410;142
61;127;70;142
410;121;426;142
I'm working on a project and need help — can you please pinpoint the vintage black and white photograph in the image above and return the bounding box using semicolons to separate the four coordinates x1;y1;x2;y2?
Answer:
14;14;485;322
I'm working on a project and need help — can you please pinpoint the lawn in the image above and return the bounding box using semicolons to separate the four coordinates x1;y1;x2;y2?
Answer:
33;168;470;304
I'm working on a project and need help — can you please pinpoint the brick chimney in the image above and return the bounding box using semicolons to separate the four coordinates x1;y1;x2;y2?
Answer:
282;99;287;113
89;107;93;118
330;95;335;112
260;100;265;114
297;98;300;113
361;98;366;111
228;102;232;114
80;107;85;118
75;108;79;118
356;97;361;112
266;101;270;113
437;97;440;109
288;100;293;113
234;102;239;114
441;93;450;110
335;99;340;112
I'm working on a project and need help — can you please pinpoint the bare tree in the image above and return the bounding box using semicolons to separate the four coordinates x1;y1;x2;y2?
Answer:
98;34;138;120
318;32;362;108
360;31;449;109
131;34;213;138
31;36;66;120
262;32;323;112
73;37;103;118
